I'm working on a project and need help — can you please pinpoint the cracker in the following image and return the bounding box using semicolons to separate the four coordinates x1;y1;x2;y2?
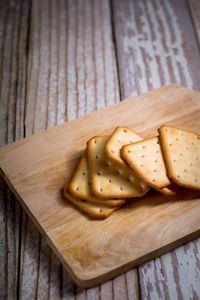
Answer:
105;126;143;170
69;152;126;206
122;136;171;189
63;184;120;219
87;136;149;198
157;186;176;196
158;125;200;191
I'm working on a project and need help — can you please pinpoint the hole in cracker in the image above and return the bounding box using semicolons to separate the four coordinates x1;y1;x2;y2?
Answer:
76;187;79;190
99;209;103;212
128;177;132;182
165;129;168;132
180;153;183;156
176;138;179;141
82;172;86;175
155;160;158;163
184;169;187;172
157;141;159;144
82;200;86;202
173;159;176;163
100;188;103;192
106;162;111;167
190;163;193;166
156;150;159;153
123;129;127;133
191;142;194;145
120;187;123;190
141;155;144;158
140;164;143;167
177;175;180;178
88;181;91;185
111;150;115;153
116;170;121;175
185;147;188;150
94;140;97;144
117;139;121;143
153;169;157;172
98;171;102;175
142;146;146;149
96;155;99;159
196;157;199;160
195;178;198;182
109;179;112;183
128;150;131;153
152;179;156;182
169;143;172;146
197;137;200;140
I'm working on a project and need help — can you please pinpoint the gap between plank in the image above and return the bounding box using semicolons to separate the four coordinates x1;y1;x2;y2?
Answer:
16;0;32;299
137;267;143;300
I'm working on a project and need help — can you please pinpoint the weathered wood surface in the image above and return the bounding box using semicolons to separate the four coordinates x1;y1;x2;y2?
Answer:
0;0;200;298
189;0;200;44
20;0;123;298
0;0;30;299
112;0;200;298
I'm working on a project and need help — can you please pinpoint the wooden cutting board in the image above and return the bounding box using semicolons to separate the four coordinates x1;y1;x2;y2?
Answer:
0;84;200;288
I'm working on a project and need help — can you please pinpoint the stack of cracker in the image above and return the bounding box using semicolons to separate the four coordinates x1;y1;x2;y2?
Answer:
63;125;200;219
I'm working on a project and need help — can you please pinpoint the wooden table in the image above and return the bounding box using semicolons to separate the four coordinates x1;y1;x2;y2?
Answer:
1;0;200;299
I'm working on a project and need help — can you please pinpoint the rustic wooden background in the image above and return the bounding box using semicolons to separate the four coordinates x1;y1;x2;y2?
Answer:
1;0;200;299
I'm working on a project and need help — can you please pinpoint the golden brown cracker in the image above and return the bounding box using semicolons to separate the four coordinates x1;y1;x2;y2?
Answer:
158;125;200;191
105;126;143;170
122;136;171;189
87;136;149;198
69;152;126;206
63;184;120;219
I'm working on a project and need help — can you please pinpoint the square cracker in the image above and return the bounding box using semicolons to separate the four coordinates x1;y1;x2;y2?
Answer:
87;136;149;198
122;136;171;189
158;125;200;191
63;184;119;219
69;152;126;207
105;126;143;170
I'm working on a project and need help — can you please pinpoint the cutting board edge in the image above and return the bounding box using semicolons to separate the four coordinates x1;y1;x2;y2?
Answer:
66;228;200;288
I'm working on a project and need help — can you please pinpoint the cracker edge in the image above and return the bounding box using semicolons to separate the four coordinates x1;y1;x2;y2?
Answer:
63;183;120;220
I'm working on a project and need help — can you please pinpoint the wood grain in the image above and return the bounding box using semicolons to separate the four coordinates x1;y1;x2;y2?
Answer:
1;85;200;288
1;0;200;297
19;0;120;298
112;0;200;298
0;0;30;299
189;0;200;44
112;0;200;99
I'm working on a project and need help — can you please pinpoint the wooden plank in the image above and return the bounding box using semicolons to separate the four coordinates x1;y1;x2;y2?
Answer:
112;0;200;298
1;84;200;288
188;0;200;43
112;0;200;99
20;0;120;297
0;0;30;299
